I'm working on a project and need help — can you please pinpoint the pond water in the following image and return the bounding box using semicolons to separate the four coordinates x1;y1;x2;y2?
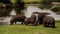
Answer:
25;5;60;20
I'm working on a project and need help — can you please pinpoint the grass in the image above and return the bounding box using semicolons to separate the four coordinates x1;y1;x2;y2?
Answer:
0;20;60;34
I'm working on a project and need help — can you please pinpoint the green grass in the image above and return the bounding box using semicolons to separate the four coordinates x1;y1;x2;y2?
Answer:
0;21;60;34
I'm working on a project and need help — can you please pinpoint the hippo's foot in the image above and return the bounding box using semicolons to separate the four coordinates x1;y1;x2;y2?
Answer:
10;24;13;25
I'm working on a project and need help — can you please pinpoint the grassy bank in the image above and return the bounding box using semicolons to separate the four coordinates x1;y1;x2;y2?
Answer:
0;20;60;34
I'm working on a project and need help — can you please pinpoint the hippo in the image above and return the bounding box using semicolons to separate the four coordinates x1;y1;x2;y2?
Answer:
32;12;50;25
24;14;38;26
43;16;55;28
10;14;26;25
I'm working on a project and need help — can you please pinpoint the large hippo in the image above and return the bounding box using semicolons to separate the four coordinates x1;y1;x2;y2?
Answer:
38;13;48;24
24;14;38;26
43;16;55;28
32;12;50;24
10;14;26;25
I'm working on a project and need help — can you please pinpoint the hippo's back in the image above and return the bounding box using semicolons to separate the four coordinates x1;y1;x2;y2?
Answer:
43;16;55;23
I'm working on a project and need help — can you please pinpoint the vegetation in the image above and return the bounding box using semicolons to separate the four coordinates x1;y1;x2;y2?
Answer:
0;0;12;4
0;20;60;34
51;7;60;12
0;8;12;17
0;0;60;17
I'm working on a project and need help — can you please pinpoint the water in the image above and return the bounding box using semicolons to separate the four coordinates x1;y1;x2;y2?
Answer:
4;9;16;24
0;5;60;25
0;9;16;25
25;6;42;18
10;9;16;16
25;5;60;20
2;17;12;24
42;9;60;20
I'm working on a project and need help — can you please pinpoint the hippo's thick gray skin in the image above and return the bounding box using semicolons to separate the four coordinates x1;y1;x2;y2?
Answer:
43;16;55;28
24;15;38;26
38;13;46;24
10;15;26;25
33;12;50;24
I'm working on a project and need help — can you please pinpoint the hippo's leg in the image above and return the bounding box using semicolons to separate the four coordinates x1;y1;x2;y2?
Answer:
39;20;43;25
44;23;48;27
38;21;41;25
24;20;28;25
47;23;49;27
15;21;17;24
25;22;28;25
34;21;38;26
32;22;34;26
10;22;13;25
51;22;55;28
21;21;24;24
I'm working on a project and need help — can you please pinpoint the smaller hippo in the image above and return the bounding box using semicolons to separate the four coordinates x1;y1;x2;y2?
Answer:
43;16;55;28
24;18;35;25
24;15;38;26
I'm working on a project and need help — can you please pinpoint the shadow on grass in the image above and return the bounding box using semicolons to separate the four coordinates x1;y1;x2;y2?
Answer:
44;26;57;28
